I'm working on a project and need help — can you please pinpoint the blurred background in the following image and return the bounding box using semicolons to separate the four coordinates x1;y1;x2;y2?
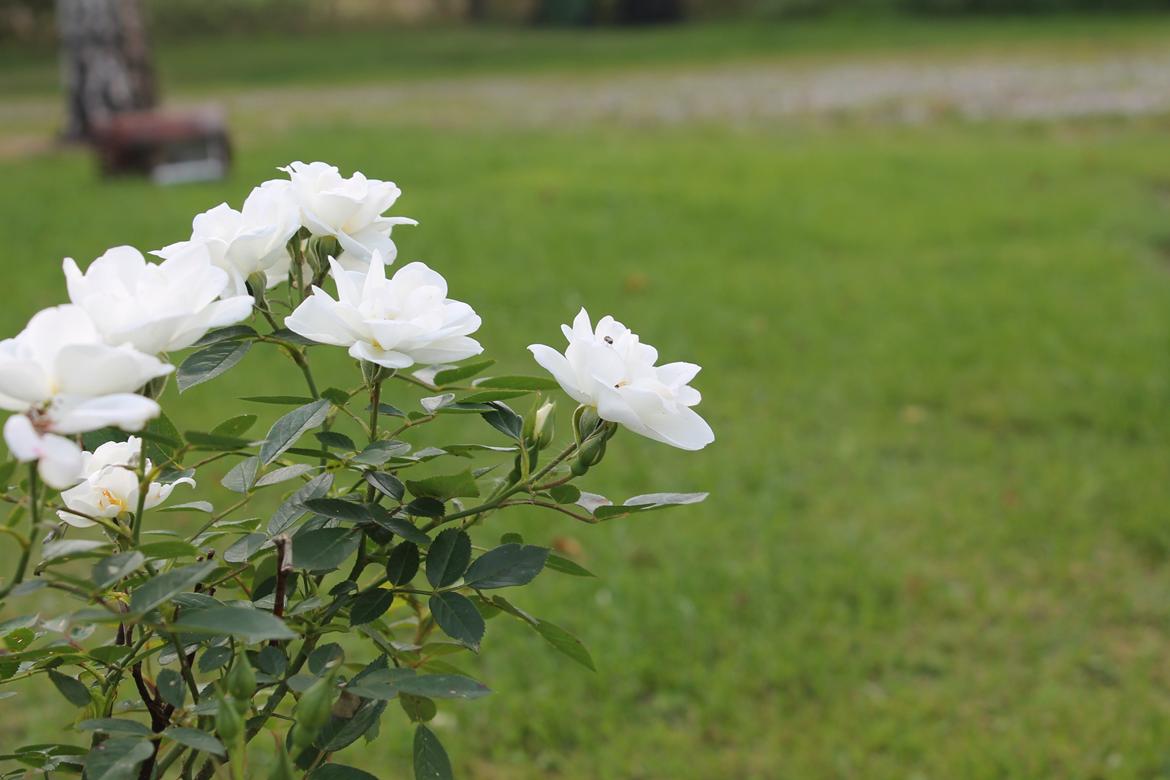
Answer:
3;1;1170;777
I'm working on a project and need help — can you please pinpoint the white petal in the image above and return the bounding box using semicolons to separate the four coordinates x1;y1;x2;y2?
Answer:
348;341;415;369
285;294;356;347
37;434;84;488
529;344;589;403
53;394;161;434
3;414;40;461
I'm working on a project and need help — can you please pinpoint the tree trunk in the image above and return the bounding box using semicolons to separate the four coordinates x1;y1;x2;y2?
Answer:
57;0;157;142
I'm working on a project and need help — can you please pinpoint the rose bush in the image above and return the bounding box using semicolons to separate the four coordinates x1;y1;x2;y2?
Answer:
0;163;712;780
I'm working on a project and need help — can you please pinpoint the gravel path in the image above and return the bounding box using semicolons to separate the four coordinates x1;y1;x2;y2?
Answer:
4;47;1170;155
221;50;1170;128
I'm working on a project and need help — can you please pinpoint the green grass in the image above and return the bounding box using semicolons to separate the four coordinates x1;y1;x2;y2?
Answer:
4;19;1170;780
6;14;1170;97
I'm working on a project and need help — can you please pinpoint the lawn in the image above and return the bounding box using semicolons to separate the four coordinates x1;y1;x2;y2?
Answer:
3;17;1170;780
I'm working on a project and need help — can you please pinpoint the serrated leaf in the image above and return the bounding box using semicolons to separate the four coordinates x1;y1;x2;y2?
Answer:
405;498;445;519
223;532;267;563
432;359;495;386
77;719;150;737
191;325;256;347
211;414;257;439
178;340;251;392
365;471;405;501
185;431;252;451
48;670;91;706
395;674;490;700
198;646;232;673
292;527;360;571
464;544;548;589
534;619;595;671
365;506;430;546
260;400;331;465
349;589;395;626
316;431;356;451
406;470;480;502
548;484;581;504
171;606;295;644
83;738;154;780
385;542;420;586
268;472;333;535
156;668;184;709
413;724;454;780
545;553;595;577
129;561;215;615
241;395;315;405
254;463;315;487
459;389;530;404
425;530;471;588
162;727;225;756
352;440;411;466
481;402;523;440
303;498;369;523
429;592;484;651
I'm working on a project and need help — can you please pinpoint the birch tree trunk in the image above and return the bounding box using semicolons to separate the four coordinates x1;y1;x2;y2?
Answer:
57;0;157;142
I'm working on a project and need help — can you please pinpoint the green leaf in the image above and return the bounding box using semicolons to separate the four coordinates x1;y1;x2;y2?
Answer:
221;456;259;493
184;430;251;451
42;539;110;562
162;727;225;757
211;414;258;439
405;498;445;519
464;544;548;589
413;724;454;780
316;431;356;451
171;606;296;644
481;402;523;440
77;719;150;737
309;765;379;780
386;542;420;586
139;540;200;560
547;484;581;505
592;492;708;520
349;589;395;626
303;498;369;523
352;440;411;466
459;389;530;404
425;530;471;588
198;647;232;673
241;395;315;405
83;738;154;780
144;413;183;464
178;340;251;392
255;463;315;488
292;527;361;572
260;400;331;465
429;592;484;651
191;325;256;347
316;700;386;751
475;375;560;390
223;532;267;564
534;619;595;671
156;668;185;708
395;674;490;700
544;553;595;578
406;470;480;502
268;473;333;535
129;561;215;615
432;359;495;386
365;471;405;501
366;506;431;546
48;670;91;706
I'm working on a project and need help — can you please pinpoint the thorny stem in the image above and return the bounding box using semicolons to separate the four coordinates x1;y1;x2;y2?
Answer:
271;535;291;622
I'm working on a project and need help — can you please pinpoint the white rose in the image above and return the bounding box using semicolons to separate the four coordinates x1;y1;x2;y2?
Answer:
3;414;83;489
63;245;253;355
280;161;416;270
0;306;171;486
284;251;482;370
156;180;300;297
529;309;714;451
56;436;193;527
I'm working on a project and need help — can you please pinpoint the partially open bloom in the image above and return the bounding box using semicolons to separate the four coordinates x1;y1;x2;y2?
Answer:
280;161;416;270
57;437;194;527
529;309;714;451
285;252;482;369
156;180;301;297
64;245;253;355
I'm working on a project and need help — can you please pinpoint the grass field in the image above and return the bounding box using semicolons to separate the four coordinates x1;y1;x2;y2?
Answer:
3;17;1170;779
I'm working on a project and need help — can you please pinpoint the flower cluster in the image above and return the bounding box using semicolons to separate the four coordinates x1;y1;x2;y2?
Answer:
0;162;714;780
